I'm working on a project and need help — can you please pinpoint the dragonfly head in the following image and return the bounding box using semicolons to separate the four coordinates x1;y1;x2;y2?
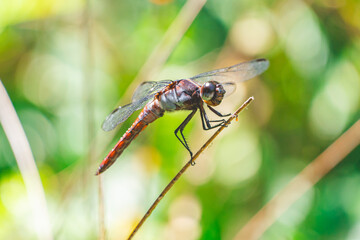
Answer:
200;81;226;106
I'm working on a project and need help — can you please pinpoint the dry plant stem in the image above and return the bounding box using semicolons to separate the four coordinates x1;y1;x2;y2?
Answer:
235;119;360;240
123;0;207;101
0;81;54;240
127;97;254;240
82;1;105;239
83;0;95;149
98;175;106;240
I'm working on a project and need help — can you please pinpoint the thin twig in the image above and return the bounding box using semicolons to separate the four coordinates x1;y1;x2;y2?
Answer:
0;80;53;240
98;175;106;240
123;0;207;101
127;97;254;240
234;119;360;240
82;1;106;239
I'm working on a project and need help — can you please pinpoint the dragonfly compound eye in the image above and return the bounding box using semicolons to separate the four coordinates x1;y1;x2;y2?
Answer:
201;81;216;101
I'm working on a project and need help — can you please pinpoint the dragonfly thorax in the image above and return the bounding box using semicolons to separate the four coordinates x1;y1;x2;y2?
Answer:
200;81;226;106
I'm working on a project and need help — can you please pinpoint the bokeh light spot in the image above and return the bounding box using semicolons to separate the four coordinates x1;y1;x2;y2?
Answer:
279;1;329;77
164;194;202;240
214;127;261;186
230;16;275;56
309;60;359;140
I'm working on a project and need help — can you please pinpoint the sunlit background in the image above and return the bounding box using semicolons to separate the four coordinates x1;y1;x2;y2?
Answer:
0;0;359;239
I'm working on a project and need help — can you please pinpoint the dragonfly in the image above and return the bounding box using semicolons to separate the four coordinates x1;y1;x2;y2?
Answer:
96;58;269;175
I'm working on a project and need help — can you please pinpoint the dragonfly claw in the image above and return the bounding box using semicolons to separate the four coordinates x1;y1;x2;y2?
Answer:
189;152;196;166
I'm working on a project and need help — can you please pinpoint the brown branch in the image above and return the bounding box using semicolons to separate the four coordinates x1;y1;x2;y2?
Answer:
123;0;207;101
234;119;360;240
98;175;106;240
82;1;106;239
127;97;254;240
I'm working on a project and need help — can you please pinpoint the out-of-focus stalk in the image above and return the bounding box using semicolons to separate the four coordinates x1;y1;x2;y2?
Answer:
0;80;53;240
234;120;360;240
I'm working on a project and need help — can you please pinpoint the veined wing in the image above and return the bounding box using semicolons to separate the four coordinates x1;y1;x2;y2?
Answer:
102;94;155;131
190;58;269;85
102;80;171;131
132;80;172;102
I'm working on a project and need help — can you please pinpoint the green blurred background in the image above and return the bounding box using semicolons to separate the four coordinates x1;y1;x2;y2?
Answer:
0;0;359;239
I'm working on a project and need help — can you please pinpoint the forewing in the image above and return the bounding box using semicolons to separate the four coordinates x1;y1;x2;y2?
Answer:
102;80;171;131
102;94;155;131
132;80;172;103
190;58;269;84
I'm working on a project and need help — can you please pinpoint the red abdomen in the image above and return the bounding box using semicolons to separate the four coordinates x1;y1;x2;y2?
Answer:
96;100;163;175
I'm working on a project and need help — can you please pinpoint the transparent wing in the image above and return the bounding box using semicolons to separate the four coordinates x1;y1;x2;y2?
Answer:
102;80;171;131
190;58;269;85
102;94;155;131
132;80;172;102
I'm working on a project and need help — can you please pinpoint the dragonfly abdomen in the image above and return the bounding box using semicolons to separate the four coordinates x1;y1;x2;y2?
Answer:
96;100;164;175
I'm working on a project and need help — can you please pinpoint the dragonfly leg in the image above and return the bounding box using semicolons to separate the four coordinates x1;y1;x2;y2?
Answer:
209;119;226;123
207;105;230;127
207;105;231;117
209;119;228;127
199;104;227;130
174;109;197;159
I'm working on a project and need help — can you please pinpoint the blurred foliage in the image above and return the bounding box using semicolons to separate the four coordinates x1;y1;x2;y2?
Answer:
0;0;359;239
